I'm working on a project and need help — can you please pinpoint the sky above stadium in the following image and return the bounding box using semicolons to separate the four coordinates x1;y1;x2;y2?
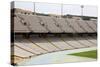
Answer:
14;1;97;17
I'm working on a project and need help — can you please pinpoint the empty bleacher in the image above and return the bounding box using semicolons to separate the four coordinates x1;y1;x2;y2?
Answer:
39;16;62;33
75;36;95;47
45;37;74;50
14;16;30;33
66;18;85;33
76;19;94;33
13;35;97;57
14;45;34;58
30;36;60;52
13;12;97;34
53;17;75;33
84;36;97;45
15;35;48;54
85;20;97;32
93;20;97;26
62;37;87;48
12;35;97;65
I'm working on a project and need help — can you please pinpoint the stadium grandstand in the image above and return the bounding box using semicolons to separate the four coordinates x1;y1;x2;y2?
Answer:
11;2;97;66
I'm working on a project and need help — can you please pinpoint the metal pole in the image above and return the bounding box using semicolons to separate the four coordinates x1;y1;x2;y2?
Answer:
61;3;63;18
34;2;36;15
81;5;84;16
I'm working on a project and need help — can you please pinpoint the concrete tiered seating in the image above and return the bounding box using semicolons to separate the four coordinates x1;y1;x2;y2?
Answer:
85;36;97;45
93;20;97;25
15;39;45;55
30;36;59;52
54;17;75;33
86;20;97;32
75;37;95;47
87;39;97;45
14;16;30;33
77;20;94;33
14;45;34;58
14;13;97;33
23;39;48;54
14;36;97;58
46;37;74;50
39;16;62;33
15;35;48;54
13;35;97;65
62;37;86;48
66;18;85;33
17;14;48;33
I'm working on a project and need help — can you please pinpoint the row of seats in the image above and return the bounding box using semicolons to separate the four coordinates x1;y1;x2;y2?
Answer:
45;37;74;50
13;36;97;59
13;13;97;33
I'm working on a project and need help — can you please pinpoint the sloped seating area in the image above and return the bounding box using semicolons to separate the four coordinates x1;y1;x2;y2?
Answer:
14;16;30;33
76;20;94;33
54;18;75;33
86;20;97;32
12;35;97;64
13;13;97;33
16;14;48;33
66;18;85;33
39;16;62;33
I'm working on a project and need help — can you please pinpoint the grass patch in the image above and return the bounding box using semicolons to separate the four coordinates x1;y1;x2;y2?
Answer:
69;50;97;59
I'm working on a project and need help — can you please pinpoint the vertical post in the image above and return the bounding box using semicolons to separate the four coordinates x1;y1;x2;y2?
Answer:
34;2;36;15
61;3;63;18
81;5;84;16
